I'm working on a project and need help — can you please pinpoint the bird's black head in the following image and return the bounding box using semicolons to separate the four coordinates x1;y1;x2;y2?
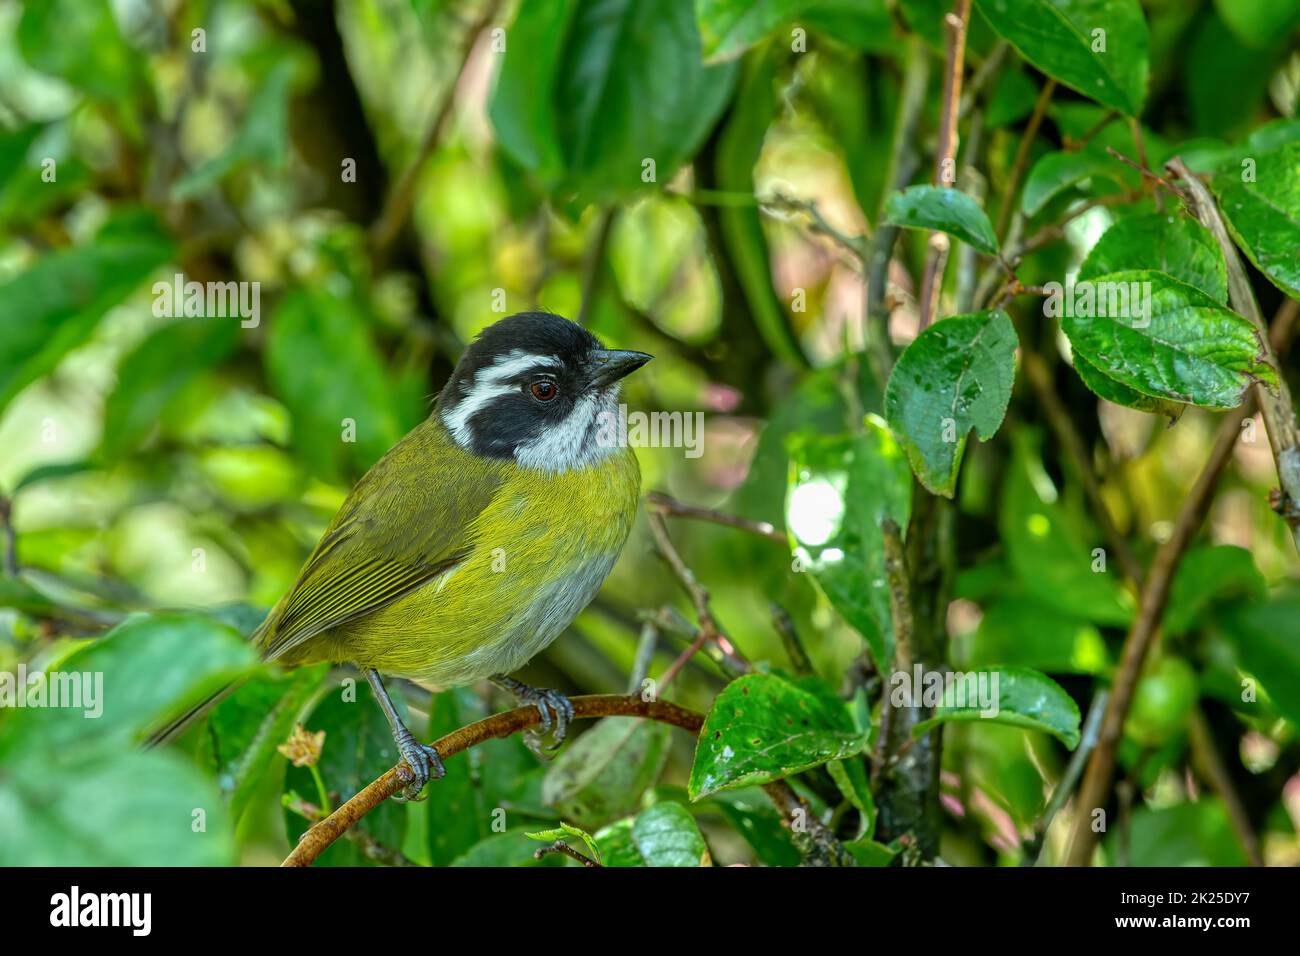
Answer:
437;312;651;471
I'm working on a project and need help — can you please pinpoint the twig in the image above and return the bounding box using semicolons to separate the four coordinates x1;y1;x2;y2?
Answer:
1169;158;1300;555
916;0;973;331
368;0;500;262
771;604;813;675
958;40;1008;120
1187;706;1263;866
1064;402;1253;866
1105;147;1186;200
535;840;602;867
994;78;1056;241
645;491;786;544
762;193;869;264
646;511;749;678
284;793;419;867
283;695;704;866
865;37;930;384
880;518;916;671
1023;687;1109;865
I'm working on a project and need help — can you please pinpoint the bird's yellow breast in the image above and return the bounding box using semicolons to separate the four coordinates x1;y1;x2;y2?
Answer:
307;446;640;686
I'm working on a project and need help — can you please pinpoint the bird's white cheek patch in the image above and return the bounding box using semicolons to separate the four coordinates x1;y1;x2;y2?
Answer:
514;390;619;473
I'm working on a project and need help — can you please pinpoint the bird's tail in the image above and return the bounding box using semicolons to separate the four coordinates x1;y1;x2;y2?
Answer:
145;613;273;748
144;680;243;747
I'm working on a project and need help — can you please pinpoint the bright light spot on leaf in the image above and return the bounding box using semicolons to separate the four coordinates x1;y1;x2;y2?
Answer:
787;478;844;546
1027;513;1051;538
821;547;845;563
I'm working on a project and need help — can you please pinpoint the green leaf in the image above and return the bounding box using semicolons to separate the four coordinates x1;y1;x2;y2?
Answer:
450;827;568;867
1071;351;1185;420
826;756;876;837
974;0;1149;116
1079;214;1228;304
526;821;602;864
592;818;645;867
1220;591;1300;727
630;802;711;866
200;665;329;824
999;432;1135;626
883;185;999;255
1211;142;1300;299
0;613;257;758
695;0;890;61
843;837;898;866
491;0;737;200
786;418;912;668
1165;545;1266;637
689;673;865;800
885;309;1018;498
1059;270;1277;409
1020;151;1123;217
103;319;240;460
541;717;671;827
0;209;173;417
17;0;143;105
707;790;801;866
912;666;1082;749
265;288;422;480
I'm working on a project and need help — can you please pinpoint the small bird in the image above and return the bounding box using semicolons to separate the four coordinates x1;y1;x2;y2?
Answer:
152;312;650;799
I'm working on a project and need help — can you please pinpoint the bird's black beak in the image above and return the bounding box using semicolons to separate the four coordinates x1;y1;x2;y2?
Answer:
588;349;652;389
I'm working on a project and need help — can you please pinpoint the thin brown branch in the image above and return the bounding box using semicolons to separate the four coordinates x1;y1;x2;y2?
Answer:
645;491;786;544
994;78;1056;241
917;0;973;331
771;604;813;675
284;794;419;867
1169;158;1300;555
535;839;602;867
1105;147;1186;200
763;193;869;265
282;695;704;866
1064;402;1251;866
1023;688;1109;865
1187;706;1263;866
880;518;916;671
368;0;500;262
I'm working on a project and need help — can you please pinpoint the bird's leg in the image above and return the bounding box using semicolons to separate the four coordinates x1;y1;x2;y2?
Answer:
490;674;575;757
364;668;444;801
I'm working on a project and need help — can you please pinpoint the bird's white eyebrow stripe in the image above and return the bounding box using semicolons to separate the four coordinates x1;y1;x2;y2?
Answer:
441;349;562;445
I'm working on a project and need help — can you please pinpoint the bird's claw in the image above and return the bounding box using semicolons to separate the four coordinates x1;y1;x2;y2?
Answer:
393;731;444;802
518;687;575;758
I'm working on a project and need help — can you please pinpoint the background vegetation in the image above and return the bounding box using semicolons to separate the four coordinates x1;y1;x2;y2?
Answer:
1;0;1299;867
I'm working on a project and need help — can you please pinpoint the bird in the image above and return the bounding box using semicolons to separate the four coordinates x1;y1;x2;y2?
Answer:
150;312;651;799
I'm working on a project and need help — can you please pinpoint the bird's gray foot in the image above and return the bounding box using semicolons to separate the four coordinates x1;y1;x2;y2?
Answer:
491;675;575;757
393;728;445;802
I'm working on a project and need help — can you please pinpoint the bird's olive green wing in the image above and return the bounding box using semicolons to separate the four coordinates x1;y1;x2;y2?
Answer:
257;421;506;662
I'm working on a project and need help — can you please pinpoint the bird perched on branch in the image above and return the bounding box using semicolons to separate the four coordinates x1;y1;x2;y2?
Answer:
150;312;651;799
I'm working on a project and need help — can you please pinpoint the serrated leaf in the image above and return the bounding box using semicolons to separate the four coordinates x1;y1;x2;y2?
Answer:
885;309;1018;497
1021;150;1123;217
786;417;912;668
1210;142;1300;298
1058;270;1276;408
689;673;864;800
1072;350;1185;420
911;666;1082;749
526;821;602;864
883;185;999;255
1079;213;1228;304
974;0;1149;116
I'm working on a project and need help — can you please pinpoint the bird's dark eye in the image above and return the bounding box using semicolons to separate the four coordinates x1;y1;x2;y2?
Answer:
529;379;558;402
